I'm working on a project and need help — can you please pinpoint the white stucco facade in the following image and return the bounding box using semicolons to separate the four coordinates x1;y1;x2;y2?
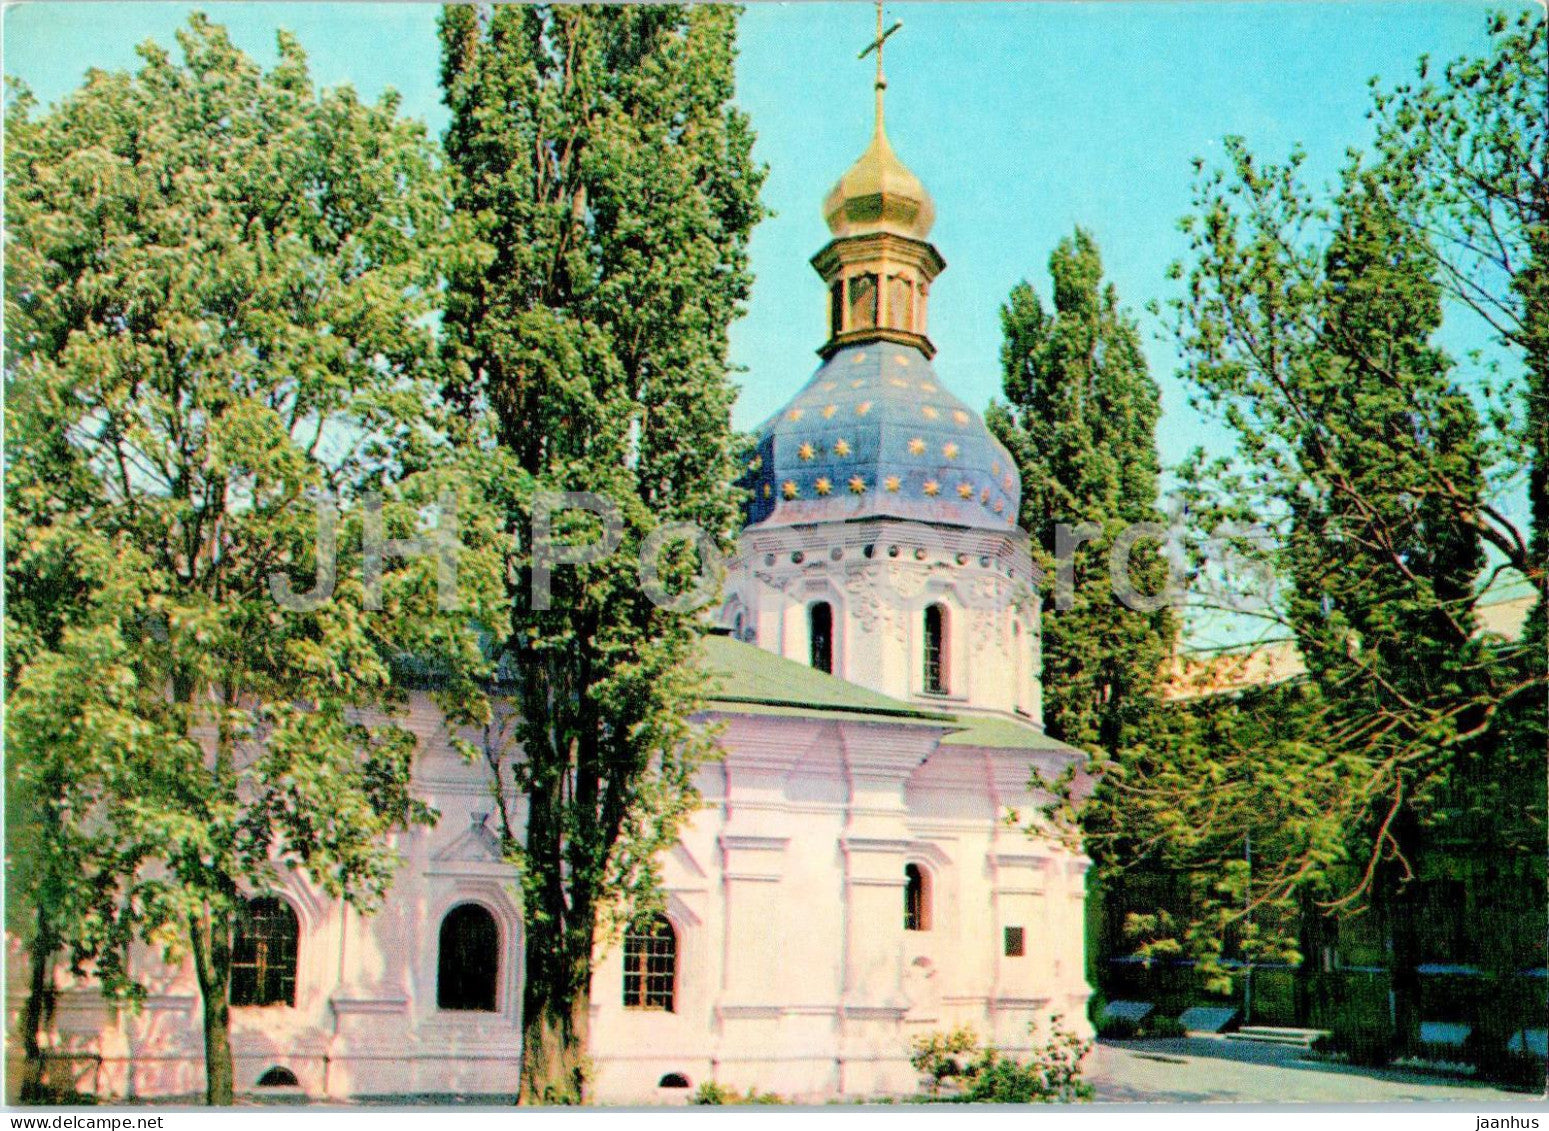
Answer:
11;74;1096;1105
23;652;1091;1103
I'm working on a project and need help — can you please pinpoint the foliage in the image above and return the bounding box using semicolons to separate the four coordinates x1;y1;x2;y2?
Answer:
909;1017;1095;1104
909;1025;980;1097
689;1082;786;1105
1145;1015;1188;1039
1369;10;1547;653
1093;1014;1140;1040
436;3;766;1103
1083;13;1545;1072
4;16;467;1103
986;229;1176;766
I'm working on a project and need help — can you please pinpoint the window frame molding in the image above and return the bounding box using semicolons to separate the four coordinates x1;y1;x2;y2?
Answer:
421;881;523;1026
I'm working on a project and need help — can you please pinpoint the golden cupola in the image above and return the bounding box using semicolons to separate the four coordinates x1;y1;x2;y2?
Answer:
811;6;944;360
821;124;936;241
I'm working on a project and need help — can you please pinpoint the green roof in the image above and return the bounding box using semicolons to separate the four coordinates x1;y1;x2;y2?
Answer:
940;713;1073;751
702;633;953;723
701;634;1079;757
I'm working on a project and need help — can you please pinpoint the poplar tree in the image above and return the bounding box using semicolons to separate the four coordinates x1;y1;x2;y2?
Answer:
436;5;765;1103
4;17;463;1103
986;229;1175;760
1146;127;1541;1069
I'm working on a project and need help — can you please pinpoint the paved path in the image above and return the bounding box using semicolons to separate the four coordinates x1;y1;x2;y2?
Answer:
1088;1038;1544;1104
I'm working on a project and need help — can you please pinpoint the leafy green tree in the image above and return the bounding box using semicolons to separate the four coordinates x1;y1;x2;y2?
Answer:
1370;10;1547;653
986;229;1175;761
4;16;468;1103
1146;115;1540;1062
985;232;1176;971
436;4;765;1102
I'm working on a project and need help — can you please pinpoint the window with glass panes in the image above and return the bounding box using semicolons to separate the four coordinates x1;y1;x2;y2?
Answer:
622;915;677;1011
230;897;298;1007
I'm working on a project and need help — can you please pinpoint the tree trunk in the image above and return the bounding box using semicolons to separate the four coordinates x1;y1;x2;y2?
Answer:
517;938;591;1105
1383;885;1423;1060
189;908;236;1106
18;912;57;1104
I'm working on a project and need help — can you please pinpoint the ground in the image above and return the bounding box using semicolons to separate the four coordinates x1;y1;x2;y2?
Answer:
1089;1038;1547;1104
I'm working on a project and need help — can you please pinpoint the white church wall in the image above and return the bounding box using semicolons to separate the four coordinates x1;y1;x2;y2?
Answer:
17;677;1091;1104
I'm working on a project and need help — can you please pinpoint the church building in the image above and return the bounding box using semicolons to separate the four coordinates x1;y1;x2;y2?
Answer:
23;38;1094;1106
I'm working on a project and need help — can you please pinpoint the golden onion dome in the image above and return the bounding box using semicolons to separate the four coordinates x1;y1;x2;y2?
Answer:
821;122;936;242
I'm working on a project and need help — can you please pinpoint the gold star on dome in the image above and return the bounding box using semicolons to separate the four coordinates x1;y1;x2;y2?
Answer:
1002;472;1014;490
815;476;833;496
851;378;867;388
953;409;970;425
921;405;940;420
782;480;799;499
908;437;926;455
848;476;866;495
957;482;974;499
856;401;873;415
884;475;901;492
920;382;938;393
833;438;851;456
942;442;960;459
994;499;1005;514
821;382;838;392
980;487;991;503
787;408;804;422
822;404;838;419
890;377;910;389
923;479;941;497
798;442;816;461
852;352;868;364
991;461;1001;476
894;353;910;366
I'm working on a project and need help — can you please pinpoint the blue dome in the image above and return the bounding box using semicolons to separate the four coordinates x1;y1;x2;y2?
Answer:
743;343;1021;531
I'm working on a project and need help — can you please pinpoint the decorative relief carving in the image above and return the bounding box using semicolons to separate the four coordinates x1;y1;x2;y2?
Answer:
844;566;883;632
752;569;792;593
888;564;928;600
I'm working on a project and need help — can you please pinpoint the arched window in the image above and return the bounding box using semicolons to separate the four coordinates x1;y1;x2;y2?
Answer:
230;897;299;1007
923;603;949;694
437;903;499;1012
658;1073;691;1089
847;273;878;330
888;274;915;331
830;281;845;336
904;863;931;932
809;601;834;674
256;1066;299;1088
623;914;677;1012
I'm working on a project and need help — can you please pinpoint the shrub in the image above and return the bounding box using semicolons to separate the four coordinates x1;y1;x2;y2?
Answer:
909;1026;980;1097
1095;1014;1140;1040
1145;1015;1188;1039
690;1082;785;1105
911;1015;1095;1103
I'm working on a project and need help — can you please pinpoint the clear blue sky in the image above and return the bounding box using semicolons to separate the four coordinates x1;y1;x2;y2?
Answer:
5;1;1534;636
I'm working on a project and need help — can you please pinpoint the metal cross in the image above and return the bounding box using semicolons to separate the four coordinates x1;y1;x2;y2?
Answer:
858;0;903;130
